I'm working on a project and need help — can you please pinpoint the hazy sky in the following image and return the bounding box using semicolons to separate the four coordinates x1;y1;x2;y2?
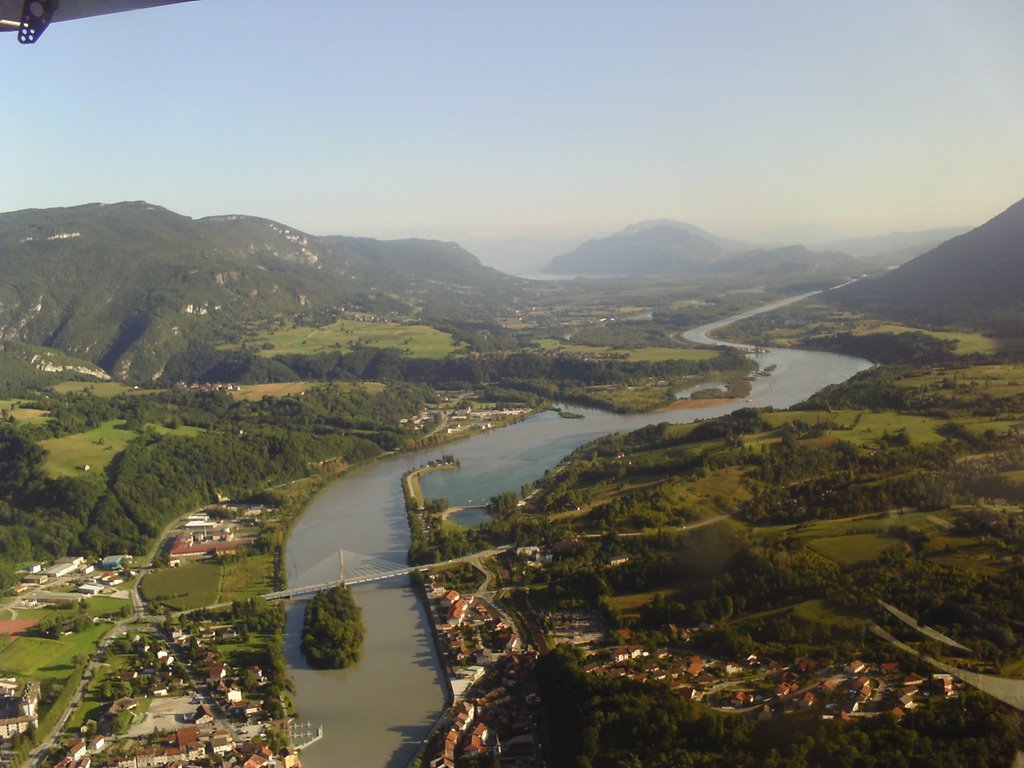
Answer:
4;0;1024;255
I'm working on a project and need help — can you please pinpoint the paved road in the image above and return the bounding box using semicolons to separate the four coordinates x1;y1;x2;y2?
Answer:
18;506;218;768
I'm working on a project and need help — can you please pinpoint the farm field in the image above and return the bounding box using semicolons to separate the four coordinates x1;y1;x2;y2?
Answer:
897;363;1024;399
792;599;869;627
536;338;717;362
38;420;203;478
0;623;108;679
140;562;222;611
608;589;680;616
50;381;156;397
229;382;309;401
228;380;387;401
39;420;136;477
837;322;1001;355
806;532;905;565
241;317;462;359
9;407;49;423
758;409;949;446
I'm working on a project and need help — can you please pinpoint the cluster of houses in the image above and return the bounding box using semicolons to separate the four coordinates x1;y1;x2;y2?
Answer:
400;401;531;434
430;654;543;768
173;382;243;393
55;724;300;768
202;660;266;725
0;678;39;741
579;641;959;723
425;579;543;768
50;622;284;768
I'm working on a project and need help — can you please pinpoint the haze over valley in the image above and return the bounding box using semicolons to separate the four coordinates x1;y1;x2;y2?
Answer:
3;3;1024;768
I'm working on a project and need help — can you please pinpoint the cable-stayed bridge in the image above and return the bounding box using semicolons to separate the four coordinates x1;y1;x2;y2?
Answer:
263;545;512;600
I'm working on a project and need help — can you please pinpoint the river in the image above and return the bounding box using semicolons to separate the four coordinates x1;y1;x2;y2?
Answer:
283;291;871;768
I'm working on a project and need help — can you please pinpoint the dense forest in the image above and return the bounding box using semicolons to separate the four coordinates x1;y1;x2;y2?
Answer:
300;585;364;669
163;341;750;395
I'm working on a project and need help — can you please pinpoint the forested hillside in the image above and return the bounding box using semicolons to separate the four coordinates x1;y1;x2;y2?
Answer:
0;202;524;382
0;382;429;585
833;195;1024;332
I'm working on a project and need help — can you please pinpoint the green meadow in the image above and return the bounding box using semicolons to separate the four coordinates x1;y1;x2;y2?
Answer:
39;420;135;477
140;562;222;611
536;338;718;362
50;381;156;397
243;317;462;359
38;420;203;478
0;623;108;679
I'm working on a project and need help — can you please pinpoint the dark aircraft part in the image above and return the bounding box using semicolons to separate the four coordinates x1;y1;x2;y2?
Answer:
2;0;197;43
18;0;58;43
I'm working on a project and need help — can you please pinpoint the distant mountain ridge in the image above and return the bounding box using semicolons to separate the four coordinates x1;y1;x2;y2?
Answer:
832;196;1024;330
544;220;857;277
0;202;517;382
815;227;972;267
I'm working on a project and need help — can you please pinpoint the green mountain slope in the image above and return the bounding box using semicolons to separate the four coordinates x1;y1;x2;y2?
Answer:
0;202;521;382
833;196;1024;330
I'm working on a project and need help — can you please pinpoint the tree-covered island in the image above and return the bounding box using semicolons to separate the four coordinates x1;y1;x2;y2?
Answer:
300;584;365;669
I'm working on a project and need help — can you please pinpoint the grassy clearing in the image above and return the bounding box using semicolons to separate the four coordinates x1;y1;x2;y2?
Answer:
793;599;869;627
607;589;679;614
141;562;222;611
220;555;276;602
229;380;387;401
673;467;752;515
38;420;202;478
39;419;136;477
82;597;131;618
577;383;676;413
898;364;1024;398
230;382;310;401
243;318;462;359
854;323;1000;355
50;381;156;397
1;399;49;422
806;533;906;565
216;631;276;673
537;339;717;362
0;623;108;678
9;407;49;423
150;423;205;438
759;409;948;446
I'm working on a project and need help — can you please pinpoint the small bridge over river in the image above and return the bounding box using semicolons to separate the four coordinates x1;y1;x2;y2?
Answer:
263;545;512;600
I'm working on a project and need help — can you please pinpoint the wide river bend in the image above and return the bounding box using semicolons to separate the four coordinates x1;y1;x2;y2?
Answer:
283;293;871;767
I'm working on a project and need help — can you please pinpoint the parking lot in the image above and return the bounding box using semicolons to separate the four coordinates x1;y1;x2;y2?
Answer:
126;694;195;738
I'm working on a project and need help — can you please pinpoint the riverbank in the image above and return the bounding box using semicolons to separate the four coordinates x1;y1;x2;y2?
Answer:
282;293;873;767
404;461;460;507
654;396;737;412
